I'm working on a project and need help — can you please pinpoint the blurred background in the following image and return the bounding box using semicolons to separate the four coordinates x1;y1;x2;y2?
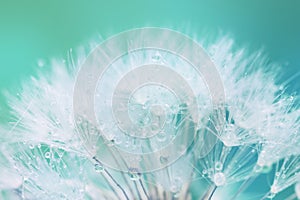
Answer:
0;0;299;115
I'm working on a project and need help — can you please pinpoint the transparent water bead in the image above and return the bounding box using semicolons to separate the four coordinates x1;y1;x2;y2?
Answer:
128;168;141;181
222;125;239;147
160;156;169;164
215;161;223;171
213;172;226;186
170;177;183;194
270;184;279;194
151;51;162;62
29;144;35;149
94;163;104;173
156;131;167;142
44;152;51;159
254;164;272;173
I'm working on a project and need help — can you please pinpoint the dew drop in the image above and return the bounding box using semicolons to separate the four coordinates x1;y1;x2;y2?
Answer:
213;172;226;186
106;133;115;141
151;52;161;62
29;144;35;149
279;85;284;91
156;131;167;142
270;184;278;195
215;162;223;171
113;135;122;145
94;163;104;173
160;156;168;164
255;164;272;173
45;152;51;159
128;168;141;181
170;177;182;194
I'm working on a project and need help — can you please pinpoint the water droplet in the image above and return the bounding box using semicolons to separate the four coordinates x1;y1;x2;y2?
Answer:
213;172;226;186
279;85;284;91
94;163;104;173
223;131;238;147
45;152;51;159
106;133;115;141
128;168;141;181
151;52;161;62
156;131;167;142
270;184;278;194
113;135;122;145
170;177;183;194
160;156;168;164
255;164;272;173
215;162;223;171
29;144;35;149
129;173;140;181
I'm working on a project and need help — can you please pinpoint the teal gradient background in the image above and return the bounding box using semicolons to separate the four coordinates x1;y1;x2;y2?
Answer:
1;1;299;114
0;0;299;198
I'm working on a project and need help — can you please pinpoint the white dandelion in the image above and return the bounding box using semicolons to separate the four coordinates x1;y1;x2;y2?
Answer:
0;28;299;200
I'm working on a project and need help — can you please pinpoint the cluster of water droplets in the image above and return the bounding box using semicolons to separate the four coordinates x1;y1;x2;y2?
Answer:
0;31;299;200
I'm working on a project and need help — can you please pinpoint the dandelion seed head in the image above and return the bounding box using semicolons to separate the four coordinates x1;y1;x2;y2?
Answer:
0;28;299;199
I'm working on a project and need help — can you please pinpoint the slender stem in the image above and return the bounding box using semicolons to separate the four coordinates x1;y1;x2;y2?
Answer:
133;181;142;200
207;185;217;200
202;185;217;200
93;156;130;200
139;178;150;200
107;150;136;197
103;168;130;200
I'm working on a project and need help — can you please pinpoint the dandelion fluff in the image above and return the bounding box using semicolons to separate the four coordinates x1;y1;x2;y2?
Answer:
0;28;299;199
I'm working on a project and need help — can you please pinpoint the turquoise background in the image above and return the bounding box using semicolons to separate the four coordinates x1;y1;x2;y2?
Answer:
0;1;299;113
0;0;299;198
